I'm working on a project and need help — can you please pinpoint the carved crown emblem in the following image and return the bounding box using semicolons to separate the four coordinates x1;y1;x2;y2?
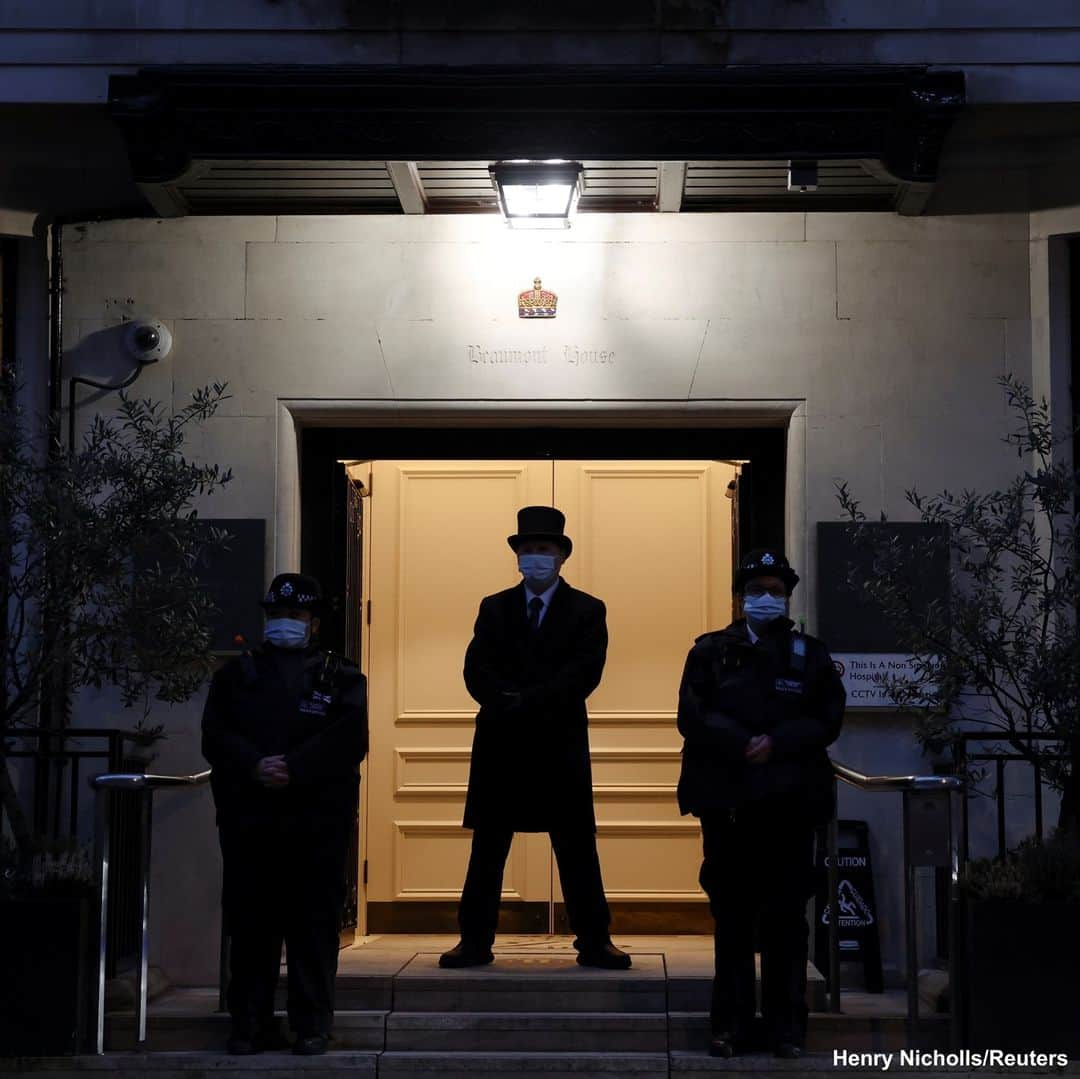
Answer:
518;277;558;319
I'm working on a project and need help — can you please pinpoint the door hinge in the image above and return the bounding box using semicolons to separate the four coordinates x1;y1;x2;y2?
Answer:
366;599;372;625
362;859;368;886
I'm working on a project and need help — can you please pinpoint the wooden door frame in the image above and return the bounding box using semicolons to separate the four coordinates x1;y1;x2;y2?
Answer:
287;401;804;648
278;400;804;931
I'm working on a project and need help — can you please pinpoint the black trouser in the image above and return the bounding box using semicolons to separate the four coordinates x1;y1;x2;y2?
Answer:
219;809;349;1037
459;825;612;948
699;805;816;1046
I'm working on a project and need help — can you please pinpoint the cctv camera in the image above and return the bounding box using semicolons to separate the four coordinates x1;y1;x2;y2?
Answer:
123;319;172;363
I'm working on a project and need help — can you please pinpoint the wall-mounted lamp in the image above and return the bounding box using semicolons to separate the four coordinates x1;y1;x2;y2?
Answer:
489;160;584;229
787;160;819;193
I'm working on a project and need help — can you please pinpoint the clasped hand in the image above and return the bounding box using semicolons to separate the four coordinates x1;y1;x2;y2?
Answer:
255;754;290;788
744;734;773;765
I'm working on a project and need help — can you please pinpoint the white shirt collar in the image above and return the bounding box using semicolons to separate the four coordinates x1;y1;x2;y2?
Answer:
746;621;759;644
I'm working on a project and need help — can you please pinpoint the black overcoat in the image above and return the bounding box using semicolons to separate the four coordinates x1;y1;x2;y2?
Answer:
201;644;369;829
676;617;845;825
462;579;607;832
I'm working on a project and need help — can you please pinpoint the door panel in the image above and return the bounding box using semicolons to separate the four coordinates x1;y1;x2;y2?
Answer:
555;461;738;910
363;458;737;930
364;461;553;926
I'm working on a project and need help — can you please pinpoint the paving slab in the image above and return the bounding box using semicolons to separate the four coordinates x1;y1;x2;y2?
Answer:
391;952;667;1013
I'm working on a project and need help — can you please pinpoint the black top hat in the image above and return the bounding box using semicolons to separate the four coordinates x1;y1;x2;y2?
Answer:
733;548;800;594
259;572;324;612
507;506;573;557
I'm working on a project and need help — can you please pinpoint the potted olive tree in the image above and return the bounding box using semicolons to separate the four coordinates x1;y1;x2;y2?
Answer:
836;374;1080;1053
0;377;232;1054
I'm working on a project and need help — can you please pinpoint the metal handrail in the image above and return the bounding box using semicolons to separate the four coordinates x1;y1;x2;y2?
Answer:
90;766;212;1055
832;760;963;793
89;757;962;1052
91;770;212;792
826;757;964;1050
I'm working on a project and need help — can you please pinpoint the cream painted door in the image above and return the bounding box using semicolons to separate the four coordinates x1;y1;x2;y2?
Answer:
362;458;737;928
554;461;738;912
363;461;555;926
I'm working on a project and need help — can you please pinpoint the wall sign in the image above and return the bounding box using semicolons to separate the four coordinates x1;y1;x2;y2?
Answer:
817;521;949;710
832;652;919;707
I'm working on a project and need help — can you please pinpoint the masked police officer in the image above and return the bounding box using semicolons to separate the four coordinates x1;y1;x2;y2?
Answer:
202;573;368;1056
676;550;845;1059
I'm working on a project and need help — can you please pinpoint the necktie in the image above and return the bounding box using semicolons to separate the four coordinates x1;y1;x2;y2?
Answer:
528;595;544;630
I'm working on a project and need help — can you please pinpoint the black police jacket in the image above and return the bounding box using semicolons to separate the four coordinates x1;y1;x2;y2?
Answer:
201;643;369;825
676;617;845;823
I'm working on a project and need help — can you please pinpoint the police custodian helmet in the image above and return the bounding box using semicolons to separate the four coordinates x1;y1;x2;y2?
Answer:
259;572;324;612
733;549;800;595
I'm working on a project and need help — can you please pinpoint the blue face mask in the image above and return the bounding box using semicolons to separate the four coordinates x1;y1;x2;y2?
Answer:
265;617;311;649
518;553;558;590
742;593;787;629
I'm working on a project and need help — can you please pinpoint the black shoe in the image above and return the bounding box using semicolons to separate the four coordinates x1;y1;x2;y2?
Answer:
293;1033;330;1056
227;1029;260;1055
709;1031;739;1058
774;1042;803;1059
576;942;632;970
438;940;495;968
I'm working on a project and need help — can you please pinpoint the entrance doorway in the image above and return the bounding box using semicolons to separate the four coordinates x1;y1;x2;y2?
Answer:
354;458;740;934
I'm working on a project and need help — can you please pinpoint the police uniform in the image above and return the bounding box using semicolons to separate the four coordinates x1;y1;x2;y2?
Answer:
676;550;845;1055
201;574;368;1051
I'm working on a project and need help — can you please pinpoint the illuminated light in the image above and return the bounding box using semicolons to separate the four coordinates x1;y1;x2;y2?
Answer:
490;161;584;229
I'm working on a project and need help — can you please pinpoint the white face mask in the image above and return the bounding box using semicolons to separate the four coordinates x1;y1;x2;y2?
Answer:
518;553;558;590
265;617;311;649
742;593;788;629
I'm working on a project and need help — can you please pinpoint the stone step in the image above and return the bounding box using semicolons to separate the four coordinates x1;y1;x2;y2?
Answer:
252;951;826;1013
667;1012;951;1053
666;964;826;1013
105;1009;387;1052
104;1008;949;1055
385;1011;668;1052
377;1051;669;1077
391;953;667;1013
0;1052;378;1076
279;975;395;1011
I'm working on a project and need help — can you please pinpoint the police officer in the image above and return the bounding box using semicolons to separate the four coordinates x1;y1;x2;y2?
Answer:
676;550;845;1059
202;573;368;1056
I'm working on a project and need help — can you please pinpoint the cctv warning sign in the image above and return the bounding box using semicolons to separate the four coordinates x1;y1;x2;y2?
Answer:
832;653;918;708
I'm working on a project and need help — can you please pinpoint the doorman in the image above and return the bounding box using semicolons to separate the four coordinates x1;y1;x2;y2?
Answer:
440;506;632;971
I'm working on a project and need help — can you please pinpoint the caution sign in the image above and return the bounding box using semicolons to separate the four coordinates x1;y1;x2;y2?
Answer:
815;820;883;992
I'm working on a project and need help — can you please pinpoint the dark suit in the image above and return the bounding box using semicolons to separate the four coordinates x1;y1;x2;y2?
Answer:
458;578;612;946
201;645;368;1039
676;617;845;1046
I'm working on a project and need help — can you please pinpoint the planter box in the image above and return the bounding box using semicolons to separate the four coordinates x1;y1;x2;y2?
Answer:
0;895;90;1055
964;899;1080;1055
